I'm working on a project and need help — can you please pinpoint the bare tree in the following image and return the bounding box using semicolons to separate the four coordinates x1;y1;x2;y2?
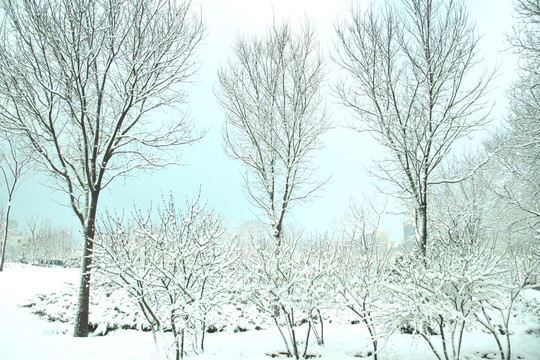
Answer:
401;153;538;360
0;138;27;271
334;0;492;257
490;0;540;227
0;0;204;337
217;21;330;244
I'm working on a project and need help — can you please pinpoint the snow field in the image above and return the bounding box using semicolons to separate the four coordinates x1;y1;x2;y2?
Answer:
1;263;539;360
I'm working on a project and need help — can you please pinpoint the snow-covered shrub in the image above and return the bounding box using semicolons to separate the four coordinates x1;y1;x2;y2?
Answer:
20;280;150;334
385;238;506;360
240;233;336;359
94;194;237;360
475;244;539;360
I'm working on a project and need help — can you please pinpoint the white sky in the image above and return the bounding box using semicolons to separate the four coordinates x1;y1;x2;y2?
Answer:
8;0;518;243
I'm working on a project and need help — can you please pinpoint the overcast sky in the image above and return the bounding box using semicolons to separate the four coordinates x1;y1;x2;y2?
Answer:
8;0;518;243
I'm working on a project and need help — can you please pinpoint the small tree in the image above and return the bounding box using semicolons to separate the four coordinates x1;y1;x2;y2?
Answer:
242;233;335;359
429;157;539;360
95;195;236;360
334;0;492;257
475;244;538;360
217;21;330;244
0;0;204;336
386;237;505;360
333;199;393;360
25;217;46;264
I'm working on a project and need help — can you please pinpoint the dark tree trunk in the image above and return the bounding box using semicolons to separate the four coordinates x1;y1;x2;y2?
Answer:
73;193;99;337
73;235;93;337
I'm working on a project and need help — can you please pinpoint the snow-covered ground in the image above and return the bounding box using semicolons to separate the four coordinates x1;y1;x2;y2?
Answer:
1;263;539;360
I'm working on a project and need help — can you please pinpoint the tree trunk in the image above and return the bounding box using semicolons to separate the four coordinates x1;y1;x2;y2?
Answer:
201;318;206;352
274;316;293;358
0;201;13;272
73;225;94;336
288;308;299;360
303;321;311;358
273;223;282;247
171;310;181;360
416;203;428;258
73;193;99;337
363;317;378;360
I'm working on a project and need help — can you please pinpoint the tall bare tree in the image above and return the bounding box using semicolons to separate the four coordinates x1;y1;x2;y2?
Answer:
334;0;492;257
0;0;204;337
0;138;27;271
217;22;329;243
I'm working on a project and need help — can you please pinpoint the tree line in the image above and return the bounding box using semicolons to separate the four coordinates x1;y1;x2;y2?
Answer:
1;217;79;266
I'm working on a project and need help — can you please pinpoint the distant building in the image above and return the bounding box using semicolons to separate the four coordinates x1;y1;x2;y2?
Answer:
374;229;389;255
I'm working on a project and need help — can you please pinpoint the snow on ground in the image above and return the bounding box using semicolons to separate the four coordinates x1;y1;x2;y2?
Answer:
1;263;539;360
0;264;153;360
